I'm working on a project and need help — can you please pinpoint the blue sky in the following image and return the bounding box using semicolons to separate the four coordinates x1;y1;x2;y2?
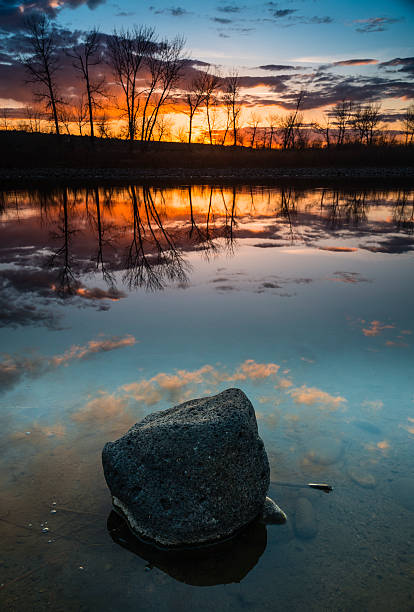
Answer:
56;0;414;67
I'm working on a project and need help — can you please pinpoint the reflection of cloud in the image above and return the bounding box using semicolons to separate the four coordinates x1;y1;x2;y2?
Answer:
401;417;414;435
51;335;136;366
328;271;370;284
75;287;127;301
257;411;280;429
231;360;279;380
275;378;293;389
385;340;409;347
319;246;358;252
72;392;130;424
362;400;384;412
122;360;280;407
0;335;136;394
362;320;395;336
289;385;346;410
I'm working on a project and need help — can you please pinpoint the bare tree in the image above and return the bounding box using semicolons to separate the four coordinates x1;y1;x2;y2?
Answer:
24;104;43;132
280;91;305;150
153;112;172;142
58;105;74;135
183;70;209;144
247;111;261;148
0;108;10;131
313;113;332;148
108;26;156;143
140;36;186;144
23;15;63;136
267;112;278;149
402;104;414;145
331;99;354;147
73;95;88;135
223;69;241;146
352;102;381;145
68;28;106;143
96;111;112;138
203;69;221;145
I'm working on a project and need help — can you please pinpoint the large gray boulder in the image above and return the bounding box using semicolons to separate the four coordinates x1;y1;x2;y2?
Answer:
102;388;273;548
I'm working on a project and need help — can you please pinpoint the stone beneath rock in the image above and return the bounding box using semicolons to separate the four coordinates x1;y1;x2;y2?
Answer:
305;437;344;465
261;497;287;524
390;478;414;512
294;497;317;539
348;468;376;489
102;388;271;548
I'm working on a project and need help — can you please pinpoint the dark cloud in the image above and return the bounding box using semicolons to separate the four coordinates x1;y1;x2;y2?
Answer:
212;17;233;24
0;294;62;330
150;6;190;16
115;11;135;17
309;16;333;24
217;4;242;13
0;0;105;32
354;17;402;33
266;7;333;26
379;57;414;76
333;59;378;66
272;9;297;18
258;64;303;71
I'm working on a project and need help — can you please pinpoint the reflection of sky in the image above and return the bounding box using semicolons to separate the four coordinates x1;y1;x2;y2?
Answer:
1;184;414;610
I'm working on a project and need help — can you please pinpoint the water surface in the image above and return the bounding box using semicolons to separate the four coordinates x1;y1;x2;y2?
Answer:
1;184;413;611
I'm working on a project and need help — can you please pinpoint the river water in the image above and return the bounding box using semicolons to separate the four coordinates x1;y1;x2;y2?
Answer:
0;183;413;611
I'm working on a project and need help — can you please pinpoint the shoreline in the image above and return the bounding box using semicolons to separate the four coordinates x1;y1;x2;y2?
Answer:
1;166;414;187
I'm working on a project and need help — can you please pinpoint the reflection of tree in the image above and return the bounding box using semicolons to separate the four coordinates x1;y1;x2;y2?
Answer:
124;185;189;291
49;188;78;296
393;190;414;233
323;190;369;227
275;187;299;241
221;186;238;253
86;187;117;286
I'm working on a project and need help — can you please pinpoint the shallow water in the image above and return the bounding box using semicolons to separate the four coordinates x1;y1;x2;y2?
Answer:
0;183;413;611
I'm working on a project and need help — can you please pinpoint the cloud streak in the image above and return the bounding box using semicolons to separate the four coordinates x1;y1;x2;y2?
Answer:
0;334;136;394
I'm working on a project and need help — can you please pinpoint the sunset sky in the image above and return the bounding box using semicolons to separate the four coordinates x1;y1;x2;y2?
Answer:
0;0;413;131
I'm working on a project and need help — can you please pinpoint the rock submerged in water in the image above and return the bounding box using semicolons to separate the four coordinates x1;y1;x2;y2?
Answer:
102;388;283;548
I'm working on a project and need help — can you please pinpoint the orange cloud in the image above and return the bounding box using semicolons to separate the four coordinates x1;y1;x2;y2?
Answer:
72;392;130;424
275;377;293;389
51;335;136;366
230;359;280;381
319;246;358;252
289;385;346;410
362;321;395;337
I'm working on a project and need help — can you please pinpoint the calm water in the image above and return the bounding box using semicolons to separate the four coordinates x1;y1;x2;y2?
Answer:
0;184;413;611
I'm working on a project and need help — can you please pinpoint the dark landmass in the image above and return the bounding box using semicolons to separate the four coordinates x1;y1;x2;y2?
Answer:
1;131;414;186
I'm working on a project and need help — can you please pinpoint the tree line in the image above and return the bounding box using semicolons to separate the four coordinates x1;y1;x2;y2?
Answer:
1;15;413;148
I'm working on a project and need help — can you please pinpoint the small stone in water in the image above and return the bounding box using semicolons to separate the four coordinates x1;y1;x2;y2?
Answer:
42;527;49;533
